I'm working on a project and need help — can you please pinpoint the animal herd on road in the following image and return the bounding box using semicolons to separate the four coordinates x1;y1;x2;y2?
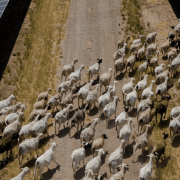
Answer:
1;15;180;180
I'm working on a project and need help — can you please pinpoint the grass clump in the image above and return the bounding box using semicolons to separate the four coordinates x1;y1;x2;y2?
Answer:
0;0;71;179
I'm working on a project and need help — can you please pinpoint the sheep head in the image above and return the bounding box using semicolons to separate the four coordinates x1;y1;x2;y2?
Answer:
73;58;78;64
21;167;30;175
37;133;45;140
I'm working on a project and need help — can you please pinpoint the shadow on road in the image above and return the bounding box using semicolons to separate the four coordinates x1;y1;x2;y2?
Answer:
0;0;31;81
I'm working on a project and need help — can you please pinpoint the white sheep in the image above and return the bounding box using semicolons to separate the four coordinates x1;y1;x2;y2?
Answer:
113;43;127;61
175;19;180;37
137;92;154;121
34;99;46;110
161;38;172;57
126;53;137;73
58;78;75;95
47;93;61;113
125;86;138;110
146;43;157;57
138;153;156;180
3;112;24;139
86;84;100;111
18;133;44;167
141;80;155;100
169;115;180;143
11;167;30;180
132;124;151;161
29;105;51;122
37;88;52;101
114;55;126;77
171;53;180;76
85;149;105;177
88;59;102;80
136;74;149;97
122;77;135;101
156;70;170;84
167;48;177;63
110;81;118;100
155;77;169;99
130;43;142;55
109;163;129;180
170;106;180;119
149;51;160;72
146;32;157;44
61;58;78;82
115;107;129;137
107;139;126;174
138;106;152;135
154;64;164;76
102;96;119;128
18;115;42;143
0;94;16;111
0;102;22;115
78;80;94;108
119;118;134;146
54;104;73;134
99;68;113;93
98;86;113;115
117;35;131;49
133;35;144;44
138;59;150;79
68;65;85;87
137;43;146;60
71;143;91;175
31;113;52;136
33;142;59;180
80;118;100;147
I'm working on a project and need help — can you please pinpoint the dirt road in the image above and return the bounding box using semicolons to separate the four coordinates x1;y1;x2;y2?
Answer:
46;0;146;179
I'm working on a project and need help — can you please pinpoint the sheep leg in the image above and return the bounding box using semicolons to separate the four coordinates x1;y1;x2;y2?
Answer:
156;113;157;123
46;126;49;136
39;167;44;179
78;98;80;108
108;163;112;174
77;123;79;134
52;157;59;165
27;153;31;160
132;145;137;162
58;123;61;133
160;113;163;123
36;150;39;158
55;121;57;134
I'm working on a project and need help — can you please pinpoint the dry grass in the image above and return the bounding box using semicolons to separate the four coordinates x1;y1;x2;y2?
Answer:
121;0;180;179
0;0;70;179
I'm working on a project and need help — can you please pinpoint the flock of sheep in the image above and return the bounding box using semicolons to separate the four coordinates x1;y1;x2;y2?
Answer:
1;16;180;180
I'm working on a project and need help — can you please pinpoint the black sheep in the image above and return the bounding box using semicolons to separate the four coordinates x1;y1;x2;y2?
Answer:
152;133;168;164
152;95;171;123
0;133;19;159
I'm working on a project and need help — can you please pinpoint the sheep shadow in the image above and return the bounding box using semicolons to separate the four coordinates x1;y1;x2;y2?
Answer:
107;119;115;129
22;157;36;168
124;141;135;159
101;151;109;166
74;166;85;180
85;146;93;157
156;156;171;169
73;83;86;94
56;126;70;138
88;106;99;116
135;152;149;165
101;172;108;180
128;108;137;117
162;55;168;60
115;72;125;80
158;119;170;129
172;135;180;148
43;164;60;180
71;131;81;140
92;77;99;86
